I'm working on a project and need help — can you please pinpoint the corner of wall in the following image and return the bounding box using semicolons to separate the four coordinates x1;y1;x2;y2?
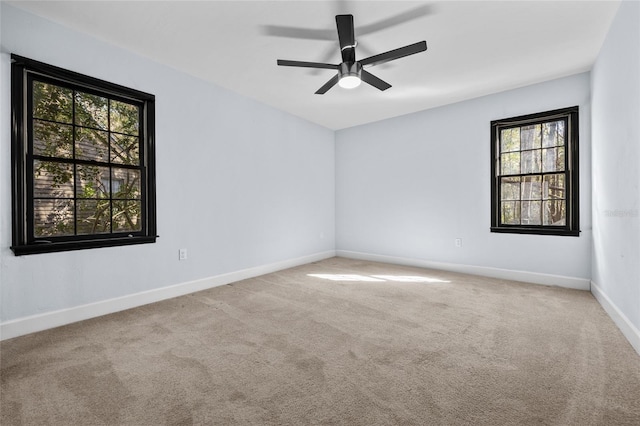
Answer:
591;281;640;355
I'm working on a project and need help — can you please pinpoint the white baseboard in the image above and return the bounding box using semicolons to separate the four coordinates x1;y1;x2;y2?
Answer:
336;250;591;290
0;250;335;341
590;281;640;356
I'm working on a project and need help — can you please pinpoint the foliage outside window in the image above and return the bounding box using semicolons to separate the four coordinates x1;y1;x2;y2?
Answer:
11;55;157;255
490;107;579;236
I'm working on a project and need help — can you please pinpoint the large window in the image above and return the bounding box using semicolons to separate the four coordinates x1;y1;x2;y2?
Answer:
490;107;579;236
11;55;157;255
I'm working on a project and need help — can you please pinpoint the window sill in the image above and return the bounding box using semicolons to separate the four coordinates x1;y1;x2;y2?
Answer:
11;235;158;256
490;227;580;237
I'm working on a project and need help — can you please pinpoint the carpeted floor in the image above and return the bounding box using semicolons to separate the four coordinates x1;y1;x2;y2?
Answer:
1;257;639;425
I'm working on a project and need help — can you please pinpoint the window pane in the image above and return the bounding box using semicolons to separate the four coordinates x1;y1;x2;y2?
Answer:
113;200;142;232
542;121;563;147
33;120;73;158
111;134;140;165
500;128;520;153
543;200;566;226
543;174;565;200
542;147;565;173
501;201;521;225
75;127;109;162
557;121;565;146
34;199;74;237
32;81;73;124
112;168;141;200
109;177;123;196
521;176;542;200
520;124;541;150
77;199;111;234
34;160;74;198
501;177;520;200
521;201;542;225
76;165;110;198
75;91;108;129
521;150;541;174
110;100;139;135
501;152;520;175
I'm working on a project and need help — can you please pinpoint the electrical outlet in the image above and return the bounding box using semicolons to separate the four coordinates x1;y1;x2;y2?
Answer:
179;248;188;260
455;238;462;248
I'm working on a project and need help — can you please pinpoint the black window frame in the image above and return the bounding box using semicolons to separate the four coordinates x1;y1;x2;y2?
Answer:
11;54;157;255
490;106;579;236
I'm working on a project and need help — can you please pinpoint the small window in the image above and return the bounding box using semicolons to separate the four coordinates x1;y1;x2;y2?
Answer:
11;55;157;255
490;107;579;236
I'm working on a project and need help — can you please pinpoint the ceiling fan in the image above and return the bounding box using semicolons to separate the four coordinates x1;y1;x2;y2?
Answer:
277;14;427;94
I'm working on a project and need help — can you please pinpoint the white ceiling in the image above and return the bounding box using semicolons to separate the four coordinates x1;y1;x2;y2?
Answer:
9;0;620;130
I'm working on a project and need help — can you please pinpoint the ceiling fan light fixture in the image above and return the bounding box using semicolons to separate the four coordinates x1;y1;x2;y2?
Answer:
338;62;362;89
339;75;361;89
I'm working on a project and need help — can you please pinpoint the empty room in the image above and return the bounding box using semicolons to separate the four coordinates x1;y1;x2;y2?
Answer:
1;1;639;424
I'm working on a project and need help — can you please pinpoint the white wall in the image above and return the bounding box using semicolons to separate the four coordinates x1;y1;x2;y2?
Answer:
0;4;335;328
336;73;592;285
590;0;640;352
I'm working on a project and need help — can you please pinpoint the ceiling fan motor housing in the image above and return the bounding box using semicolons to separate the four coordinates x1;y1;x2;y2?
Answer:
339;62;362;79
338;62;362;88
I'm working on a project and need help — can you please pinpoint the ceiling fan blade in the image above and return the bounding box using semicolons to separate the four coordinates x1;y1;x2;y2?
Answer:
260;25;335;41
360;70;392;91
308;45;342;75
315;74;339;95
359;41;427;67
277;59;339;70
336;14;356;63
357;5;434;36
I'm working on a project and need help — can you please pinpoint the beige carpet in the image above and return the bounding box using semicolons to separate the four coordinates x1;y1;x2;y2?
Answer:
1;257;639;425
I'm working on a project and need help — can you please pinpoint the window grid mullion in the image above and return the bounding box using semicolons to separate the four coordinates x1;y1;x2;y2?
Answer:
537;145;543;224
499;171;566;179
31;155;141;169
